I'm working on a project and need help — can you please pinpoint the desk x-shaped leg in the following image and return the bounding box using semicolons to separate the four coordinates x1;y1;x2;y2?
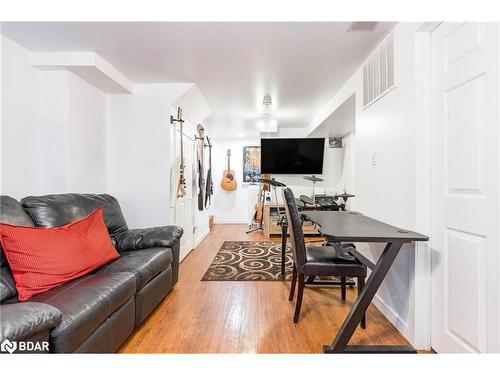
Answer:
324;240;417;353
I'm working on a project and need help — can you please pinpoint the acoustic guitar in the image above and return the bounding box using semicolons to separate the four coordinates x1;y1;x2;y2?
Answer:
220;149;237;191
196;124;205;211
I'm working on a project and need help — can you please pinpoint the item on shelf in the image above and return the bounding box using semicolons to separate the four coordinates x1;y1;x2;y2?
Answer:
205;136;214;207
195;124;205;211
171;107;186;198
220;149;237;191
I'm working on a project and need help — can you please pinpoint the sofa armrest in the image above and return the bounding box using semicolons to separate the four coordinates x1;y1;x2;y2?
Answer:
0;302;62;342
114;226;183;286
114;226;183;252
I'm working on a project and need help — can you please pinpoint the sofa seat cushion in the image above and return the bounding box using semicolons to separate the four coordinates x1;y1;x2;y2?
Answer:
29;272;135;353
96;248;172;290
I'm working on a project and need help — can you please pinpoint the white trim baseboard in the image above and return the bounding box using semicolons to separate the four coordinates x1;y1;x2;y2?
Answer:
194;227;210;248
212;219;249;225
373;294;410;336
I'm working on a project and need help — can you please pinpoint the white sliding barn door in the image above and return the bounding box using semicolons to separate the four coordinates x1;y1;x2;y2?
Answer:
431;23;500;353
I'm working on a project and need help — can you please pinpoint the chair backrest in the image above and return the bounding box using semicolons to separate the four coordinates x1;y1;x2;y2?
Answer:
282;188;307;268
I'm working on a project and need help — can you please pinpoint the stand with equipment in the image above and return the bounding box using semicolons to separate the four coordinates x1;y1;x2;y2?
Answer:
303;175;323;202
260;178;288;279
246;176;271;234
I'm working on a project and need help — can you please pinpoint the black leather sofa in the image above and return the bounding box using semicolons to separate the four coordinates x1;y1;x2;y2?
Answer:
0;194;183;353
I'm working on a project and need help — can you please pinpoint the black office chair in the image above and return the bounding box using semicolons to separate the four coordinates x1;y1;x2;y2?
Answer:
282;187;367;325
294;198;306;211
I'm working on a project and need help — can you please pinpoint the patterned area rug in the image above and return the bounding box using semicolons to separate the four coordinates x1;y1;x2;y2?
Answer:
201;241;296;281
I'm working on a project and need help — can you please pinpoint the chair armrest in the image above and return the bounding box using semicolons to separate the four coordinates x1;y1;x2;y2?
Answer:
114;226;184;252
0;302;62;342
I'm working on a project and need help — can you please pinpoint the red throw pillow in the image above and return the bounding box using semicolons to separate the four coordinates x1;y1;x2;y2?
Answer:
0;207;120;301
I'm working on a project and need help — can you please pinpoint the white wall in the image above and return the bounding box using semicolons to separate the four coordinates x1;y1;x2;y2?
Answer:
326;132;355;195
209;137;260;224
67;72;107;192
305;23;423;347
38;70;68;193
1;35;109;198
107;84;190;228
1;35;41;198
2;34;211;250
107;82;212;249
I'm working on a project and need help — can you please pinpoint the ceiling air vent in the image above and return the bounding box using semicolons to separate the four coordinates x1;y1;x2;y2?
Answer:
347;22;378;32
363;33;395;108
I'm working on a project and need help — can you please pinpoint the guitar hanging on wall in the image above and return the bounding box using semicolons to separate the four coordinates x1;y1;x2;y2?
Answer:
196;124;206;211
170;107;186;198
220;149;237;191
205;136;214;207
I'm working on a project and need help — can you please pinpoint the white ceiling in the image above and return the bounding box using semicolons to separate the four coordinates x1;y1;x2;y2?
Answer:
1;22;395;137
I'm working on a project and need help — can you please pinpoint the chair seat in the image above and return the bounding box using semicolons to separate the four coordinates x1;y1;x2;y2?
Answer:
306;244;355;264
302;245;366;277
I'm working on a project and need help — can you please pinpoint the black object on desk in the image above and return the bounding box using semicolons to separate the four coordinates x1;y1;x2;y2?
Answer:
301;210;429;354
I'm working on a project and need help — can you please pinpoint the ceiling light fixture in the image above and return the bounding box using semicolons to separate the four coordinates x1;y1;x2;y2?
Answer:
262;94;272;107
256;95;278;133
257;112;278;133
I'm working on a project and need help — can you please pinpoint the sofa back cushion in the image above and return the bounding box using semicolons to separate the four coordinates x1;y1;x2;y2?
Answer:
0;196;35;302
0;208;120;301
21;193;128;237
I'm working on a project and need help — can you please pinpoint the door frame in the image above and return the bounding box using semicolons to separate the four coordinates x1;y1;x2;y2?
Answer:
412;22;441;350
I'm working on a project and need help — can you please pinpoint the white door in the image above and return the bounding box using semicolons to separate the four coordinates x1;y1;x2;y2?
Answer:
173;126;195;261
431;23;500;353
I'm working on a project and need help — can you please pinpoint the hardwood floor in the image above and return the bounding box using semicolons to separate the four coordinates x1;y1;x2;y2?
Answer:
119;224;411;353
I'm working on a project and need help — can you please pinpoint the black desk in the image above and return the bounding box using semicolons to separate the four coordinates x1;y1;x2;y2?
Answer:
301;211;429;354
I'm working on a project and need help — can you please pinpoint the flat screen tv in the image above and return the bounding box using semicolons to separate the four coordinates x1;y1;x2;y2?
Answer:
260;138;325;175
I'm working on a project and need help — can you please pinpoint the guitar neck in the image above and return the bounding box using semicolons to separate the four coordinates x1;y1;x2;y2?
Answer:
179;123;184;163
